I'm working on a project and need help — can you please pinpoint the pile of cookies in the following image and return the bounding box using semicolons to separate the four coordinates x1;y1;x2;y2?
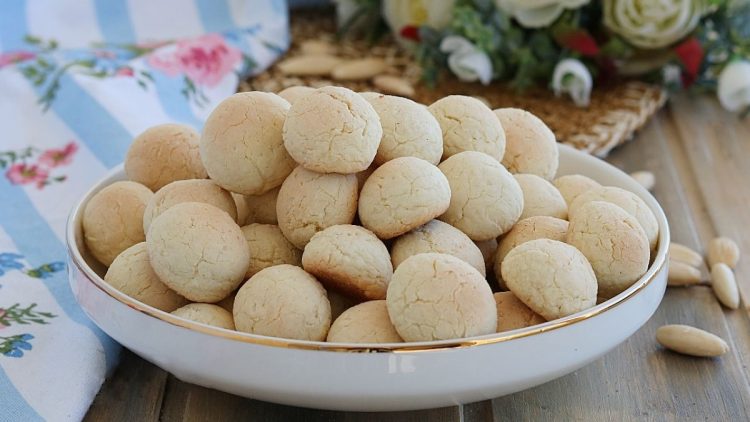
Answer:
82;85;659;344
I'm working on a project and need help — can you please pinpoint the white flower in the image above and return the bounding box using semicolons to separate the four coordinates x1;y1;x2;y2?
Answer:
440;36;493;85
383;0;456;44
495;0;591;28
662;64;682;86
603;0;707;49
551;58;592;107
717;61;750;112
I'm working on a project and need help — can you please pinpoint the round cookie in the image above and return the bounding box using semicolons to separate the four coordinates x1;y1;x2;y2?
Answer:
232;193;250;226
233;265;331;341
283;86;382;174
302;225;392;300
83;181;153;266
327;300;403;343
494;108;558;180
278;85;315;104
244;186;280;225
553;174;601;207
276;166;358;248
494;216;569;278
570;186;659;250
386;253;497;342
124;124;206;191
494;292;546;332
201;92;295;195
359;157;450;239
146;202;249;302
364;93;443;165
390;220;486;277
143;179;237;232
171;303;235;330
501;239;597;320
566;201;650;299
428;95;505;162
241;224;301;278
438;151;523;240
104;242;187;312
514;174;568;220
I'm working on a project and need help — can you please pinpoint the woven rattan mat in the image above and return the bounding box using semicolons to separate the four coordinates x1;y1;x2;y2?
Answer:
241;11;667;157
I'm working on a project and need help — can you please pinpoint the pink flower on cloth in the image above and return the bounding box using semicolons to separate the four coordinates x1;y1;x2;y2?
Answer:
37;141;78;168
5;163;49;188
0;51;36;68
147;33;242;87
114;67;134;77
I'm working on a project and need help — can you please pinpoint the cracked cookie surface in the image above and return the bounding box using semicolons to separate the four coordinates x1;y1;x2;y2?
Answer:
143;179;237;232
241;224;301;278
494;292;546;332
171;303;235;330
514;173;568;220
494;108;558;180
327;300;403;343
428;95;505;162
553;174;601;207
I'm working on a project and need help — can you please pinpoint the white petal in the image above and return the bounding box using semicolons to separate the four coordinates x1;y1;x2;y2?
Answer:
552;58;592;107
718;61;750;112
440;35;476;54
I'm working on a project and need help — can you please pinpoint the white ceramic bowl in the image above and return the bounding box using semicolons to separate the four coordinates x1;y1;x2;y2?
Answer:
67;145;669;411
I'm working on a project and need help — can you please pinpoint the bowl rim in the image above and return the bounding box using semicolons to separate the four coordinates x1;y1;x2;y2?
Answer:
67;145;670;354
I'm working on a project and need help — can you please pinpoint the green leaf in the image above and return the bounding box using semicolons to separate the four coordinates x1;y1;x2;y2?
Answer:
23;35;41;45
137;79;147;89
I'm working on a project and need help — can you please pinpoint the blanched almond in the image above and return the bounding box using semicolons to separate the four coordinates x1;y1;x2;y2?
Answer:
707;237;740;269
277;55;342;76
332;58;388;81
300;40;336;55
372;75;415;98
711;263;740;309
667;260;702;286
656;324;729;357
630;171;655;191
669;242;703;267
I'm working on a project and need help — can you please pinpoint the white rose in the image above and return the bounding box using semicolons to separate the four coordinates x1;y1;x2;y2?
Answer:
551;58;592;107
440;36;493;85
383;0;456;44
495;0;591;28
717;61;750;112
603;0;707;49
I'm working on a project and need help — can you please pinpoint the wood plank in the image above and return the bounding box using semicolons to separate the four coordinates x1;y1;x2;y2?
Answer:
159;375;461;422
84;349;167;422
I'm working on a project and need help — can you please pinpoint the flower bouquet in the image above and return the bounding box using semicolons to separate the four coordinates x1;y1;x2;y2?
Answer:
341;0;750;114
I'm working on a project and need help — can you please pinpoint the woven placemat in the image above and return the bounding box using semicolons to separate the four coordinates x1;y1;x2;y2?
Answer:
241;10;667;158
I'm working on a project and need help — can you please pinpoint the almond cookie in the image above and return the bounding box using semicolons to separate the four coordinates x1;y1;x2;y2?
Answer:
514;174;568;220
243;186;280;225
390;220;486;277
83;181;153;266
364;93;443;165
501;239;597;320
438;151;523;241
327;300;403;343
143;179;237;232
386;253;497;342
495;216;569;274
233;265;331;341
124;124;206;191
201;92;294;195
570;186;659;250
278;85;315;104
241;224;301;278
359;157;450;239
302;225;392;300
566;201;650;298
104;243;187;312
146;202;249;302
283;86;382;174
276;166;358;248
553;174;601;207
494;108;558;180
171;303;235;330
494;292;546;332
428;95;505;162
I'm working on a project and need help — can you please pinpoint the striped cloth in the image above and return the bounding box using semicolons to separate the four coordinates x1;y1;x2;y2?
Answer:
0;1;288;420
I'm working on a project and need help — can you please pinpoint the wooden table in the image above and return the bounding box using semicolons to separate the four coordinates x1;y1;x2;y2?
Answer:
84;94;750;421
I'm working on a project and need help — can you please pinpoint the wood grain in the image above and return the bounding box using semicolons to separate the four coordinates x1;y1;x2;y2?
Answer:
85;97;750;421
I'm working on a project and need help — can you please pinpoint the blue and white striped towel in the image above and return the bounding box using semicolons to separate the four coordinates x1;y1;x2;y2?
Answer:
0;1;288;420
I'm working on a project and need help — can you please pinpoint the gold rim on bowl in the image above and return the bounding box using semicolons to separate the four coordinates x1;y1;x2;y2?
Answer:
66;155;670;354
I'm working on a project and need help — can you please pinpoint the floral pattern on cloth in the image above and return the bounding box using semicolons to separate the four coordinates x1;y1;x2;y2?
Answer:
0;303;56;358
1;141;78;189
0;253;66;279
2;29;267;110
